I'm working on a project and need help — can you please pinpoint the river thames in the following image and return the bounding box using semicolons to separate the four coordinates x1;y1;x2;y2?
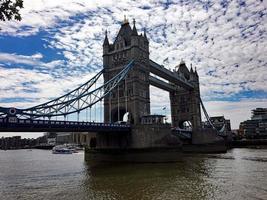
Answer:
0;148;267;200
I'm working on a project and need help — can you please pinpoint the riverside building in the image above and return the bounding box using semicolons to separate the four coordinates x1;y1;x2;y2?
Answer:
239;108;267;139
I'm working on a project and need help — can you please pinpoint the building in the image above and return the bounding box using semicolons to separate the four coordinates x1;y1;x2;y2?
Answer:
141;115;165;125
239;108;267;139
0;136;36;150
102;17;201;130
170;61;201;129
56;132;95;146
251;108;267;120
103;17;150;125
210;116;231;134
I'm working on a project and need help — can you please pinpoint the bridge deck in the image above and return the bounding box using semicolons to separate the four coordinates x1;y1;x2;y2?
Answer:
0;118;131;133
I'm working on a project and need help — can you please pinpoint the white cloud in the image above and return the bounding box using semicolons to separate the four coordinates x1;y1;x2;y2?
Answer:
0;52;43;66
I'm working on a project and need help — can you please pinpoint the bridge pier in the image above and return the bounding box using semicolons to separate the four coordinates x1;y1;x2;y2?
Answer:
85;125;226;163
94;124;181;150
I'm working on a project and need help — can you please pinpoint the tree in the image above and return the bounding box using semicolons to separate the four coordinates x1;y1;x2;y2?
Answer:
0;0;23;21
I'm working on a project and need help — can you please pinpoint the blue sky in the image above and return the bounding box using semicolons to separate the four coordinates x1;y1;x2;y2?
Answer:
0;0;266;138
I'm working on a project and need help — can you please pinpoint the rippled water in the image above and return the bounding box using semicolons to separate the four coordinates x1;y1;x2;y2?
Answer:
0;148;267;200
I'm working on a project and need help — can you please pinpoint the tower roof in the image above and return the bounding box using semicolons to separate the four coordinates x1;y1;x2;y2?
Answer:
190;64;193;73
176;59;190;80
103;30;109;46
194;67;198;77
144;28;148;42
132;18;138;36
114;17;132;45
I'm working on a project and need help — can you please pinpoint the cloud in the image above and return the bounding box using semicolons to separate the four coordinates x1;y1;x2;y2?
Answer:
0;52;43;66
203;99;267;129
0;66;100;109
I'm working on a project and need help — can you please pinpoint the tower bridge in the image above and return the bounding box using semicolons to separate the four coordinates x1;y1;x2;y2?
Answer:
0;18;225;153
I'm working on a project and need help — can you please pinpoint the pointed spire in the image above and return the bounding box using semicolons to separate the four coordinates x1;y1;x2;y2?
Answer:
123;15;129;25
132;18;138;36
144;28;148;42
194;66;199;77
103;30;109;46
190;64;193;73
180;58;185;65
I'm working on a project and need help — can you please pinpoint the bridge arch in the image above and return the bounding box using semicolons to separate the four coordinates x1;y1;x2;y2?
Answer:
111;107;126;122
178;120;192;131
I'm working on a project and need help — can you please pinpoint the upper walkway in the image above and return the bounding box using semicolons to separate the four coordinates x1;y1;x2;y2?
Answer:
149;60;194;90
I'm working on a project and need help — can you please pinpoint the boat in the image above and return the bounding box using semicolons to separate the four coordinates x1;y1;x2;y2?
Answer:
52;145;72;154
64;144;82;153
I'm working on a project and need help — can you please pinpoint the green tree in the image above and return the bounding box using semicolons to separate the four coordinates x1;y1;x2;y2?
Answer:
0;0;23;21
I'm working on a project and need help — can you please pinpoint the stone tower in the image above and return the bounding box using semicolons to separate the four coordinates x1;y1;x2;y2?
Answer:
170;61;202;130
103;18;150;124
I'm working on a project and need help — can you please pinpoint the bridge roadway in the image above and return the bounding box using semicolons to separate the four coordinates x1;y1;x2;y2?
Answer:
149;60;194;90
0;117;131;133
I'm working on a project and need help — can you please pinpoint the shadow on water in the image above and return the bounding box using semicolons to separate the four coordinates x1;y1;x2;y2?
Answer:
81;149;267;200
81;155;217;200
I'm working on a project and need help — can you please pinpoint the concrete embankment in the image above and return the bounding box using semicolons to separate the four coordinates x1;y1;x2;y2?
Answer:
230;139;267;148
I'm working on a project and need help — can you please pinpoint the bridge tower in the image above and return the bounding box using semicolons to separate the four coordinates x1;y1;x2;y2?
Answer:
103;17;150;124
170;61;202;130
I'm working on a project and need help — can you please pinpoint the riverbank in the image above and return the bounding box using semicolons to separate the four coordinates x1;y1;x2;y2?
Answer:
230;139;267;148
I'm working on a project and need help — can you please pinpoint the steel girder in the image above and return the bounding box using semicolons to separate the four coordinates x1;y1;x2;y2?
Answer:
0;60;134;119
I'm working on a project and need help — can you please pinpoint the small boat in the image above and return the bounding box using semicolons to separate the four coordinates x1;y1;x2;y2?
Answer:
52;145;72;154
64;144;83;153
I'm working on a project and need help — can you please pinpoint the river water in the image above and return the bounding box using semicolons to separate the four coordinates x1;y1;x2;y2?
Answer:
0;148;267;200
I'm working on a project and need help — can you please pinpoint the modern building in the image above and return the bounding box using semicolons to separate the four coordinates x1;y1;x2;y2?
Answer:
239;108;267;139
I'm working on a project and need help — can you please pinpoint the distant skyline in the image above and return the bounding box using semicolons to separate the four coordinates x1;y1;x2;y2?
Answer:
0;0;266;138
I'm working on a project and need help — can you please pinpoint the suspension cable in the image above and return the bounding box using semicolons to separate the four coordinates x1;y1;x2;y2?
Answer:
125;78;127;113
117;83;120;121
109;92;111;123
0;60;134;119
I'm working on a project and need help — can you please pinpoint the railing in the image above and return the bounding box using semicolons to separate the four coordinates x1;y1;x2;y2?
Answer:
0;117;131;132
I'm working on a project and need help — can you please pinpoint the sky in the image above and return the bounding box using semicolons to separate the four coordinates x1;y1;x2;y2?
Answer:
0;0;266;138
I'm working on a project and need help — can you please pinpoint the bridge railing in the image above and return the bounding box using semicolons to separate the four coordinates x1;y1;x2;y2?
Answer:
0;117;131;131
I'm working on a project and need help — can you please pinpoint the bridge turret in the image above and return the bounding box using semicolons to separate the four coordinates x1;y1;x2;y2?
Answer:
194;67;199;79
189;64;194;81
103;30;110;68
131;19;138;36
103;17;150;124
103;30;109;50
130;19;139;54
170;60;201;130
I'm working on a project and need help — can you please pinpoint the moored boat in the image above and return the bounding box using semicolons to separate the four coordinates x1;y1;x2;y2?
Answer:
52;145;72;154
